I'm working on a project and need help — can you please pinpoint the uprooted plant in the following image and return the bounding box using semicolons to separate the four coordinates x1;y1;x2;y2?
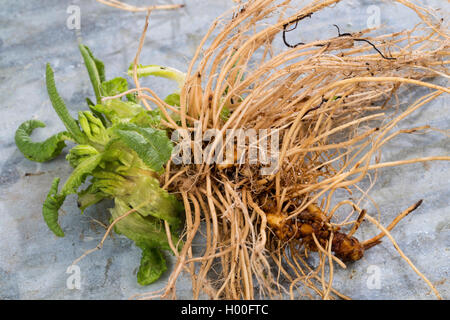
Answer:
15;0;449;299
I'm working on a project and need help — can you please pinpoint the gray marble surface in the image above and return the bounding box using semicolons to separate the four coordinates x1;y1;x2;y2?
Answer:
0;0;448;299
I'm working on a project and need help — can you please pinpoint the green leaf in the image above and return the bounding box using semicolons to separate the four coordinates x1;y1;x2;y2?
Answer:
91;170;129;195
60;153;103;196
86;98;107;126
66;144;99;168
137;246;167;285
112;124;173;172
91;100;143;124
77;184;109;213
46;64;88;144
127;64;186;89
129;109;162;128
86;97;95;107
161;93;181;123
110;198;177;250
78;111;109;145
109;198;176;285
220;106;231;122
91;142;183;227
42;177;66;237
100;139;134;168
79;44;103;103
83;45;106;83
126;92;138;103
164;93;180;106
119;175;183;228
15;120;73;162
101;77;129;97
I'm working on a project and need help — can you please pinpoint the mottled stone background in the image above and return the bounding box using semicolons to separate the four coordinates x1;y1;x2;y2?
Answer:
0;0;448;299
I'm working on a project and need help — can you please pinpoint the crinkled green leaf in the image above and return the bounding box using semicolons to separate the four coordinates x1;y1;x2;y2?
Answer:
110;198;177;250
77;184;109;213
86;97;107;126
15;120;73;162
137;246;167;285
110;197;178;285
91;100;143;124
126;92;138;103
101;77;128;97
119;175;183;228
79;44;103;103
164;93;180;106
112;123;173;172
83;45;106;83
101;139;153;175
42;177;66;237
129;109;162;128
46;64;88;144
66;144;99;168
60;153;102;196
90;146;183;227
78;111;109;145
93;140;183;227
101;139;135;168
91;170;129;195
